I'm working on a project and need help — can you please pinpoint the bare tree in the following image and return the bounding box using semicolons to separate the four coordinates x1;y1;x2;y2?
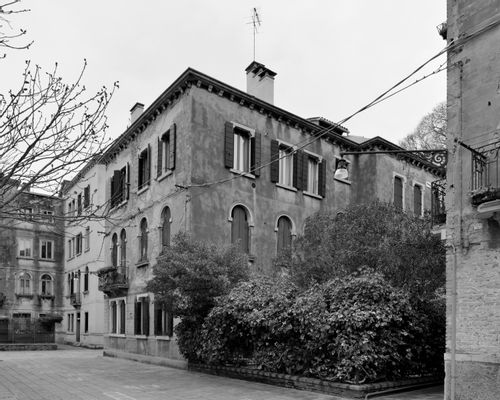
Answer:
399;101;447;150
0;0;32;56
0;1;118;221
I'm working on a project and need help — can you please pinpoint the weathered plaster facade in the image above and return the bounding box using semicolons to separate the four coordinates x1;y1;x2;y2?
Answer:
445;1;500;398
86;64;442;360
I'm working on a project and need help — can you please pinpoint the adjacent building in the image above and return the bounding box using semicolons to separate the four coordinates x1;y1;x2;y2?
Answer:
0;188;64;343
445;1;500;398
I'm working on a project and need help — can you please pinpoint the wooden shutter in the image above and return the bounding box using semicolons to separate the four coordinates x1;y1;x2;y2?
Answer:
270;140;279;183
84;185;90;207
318;160;327;197
224;121;234;168
126;163;130;199
169;123;176;170
231;206;249;253
120;301;126;334
146;144;151;184
251;132;261;177
134;300;140;335
302;153;309;191
414;185;422;215
157;137;163;177
394;177;403;210
143;297;150;336
112;170;121;202
293;150;305;190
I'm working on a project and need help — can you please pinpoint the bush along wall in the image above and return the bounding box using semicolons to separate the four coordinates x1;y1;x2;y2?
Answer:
196;271;444;384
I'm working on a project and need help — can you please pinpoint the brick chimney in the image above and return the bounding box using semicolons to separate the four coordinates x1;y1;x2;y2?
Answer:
245;61;277;105
130;102;144;125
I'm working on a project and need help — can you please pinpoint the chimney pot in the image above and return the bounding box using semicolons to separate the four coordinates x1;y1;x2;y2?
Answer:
130;102;145;125
245;61;277;105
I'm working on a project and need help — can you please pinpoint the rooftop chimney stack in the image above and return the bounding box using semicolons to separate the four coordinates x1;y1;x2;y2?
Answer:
245;61;277;105
130;102;145;125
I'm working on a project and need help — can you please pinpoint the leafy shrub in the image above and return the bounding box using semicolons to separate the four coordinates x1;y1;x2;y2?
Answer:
146;232;249;360
274;201;445;297
200;270;444;384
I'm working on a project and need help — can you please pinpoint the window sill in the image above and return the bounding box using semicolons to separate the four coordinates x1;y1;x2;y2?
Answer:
155;335;173;341
110;199;128;212
134;335;148;340
136;260;149;268
108;333;126;338
276;183;297;192
39;258;55;262
137;185;150;196
157;170;173;183
16;294;33;299
303;191;323;200
334;177;352;185
230;168;255;179
17;256;34;260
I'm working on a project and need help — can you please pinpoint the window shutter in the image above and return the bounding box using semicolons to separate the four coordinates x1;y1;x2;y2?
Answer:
143;297;150;336
302;153;309;191
157;137;163;178
224;121;234;168
84;185;90;208
120;301;126;334
270;140;279;183
293;150;304;190
134;300;140;334
251;132;261;177
146;144;151;183
414;185;422;215
126;163;130;199
110;177;115;204
318;160;327;197
167;312;174;337
112;170;121;202
154;302;160;335
169;123;176;170
394;177;403;210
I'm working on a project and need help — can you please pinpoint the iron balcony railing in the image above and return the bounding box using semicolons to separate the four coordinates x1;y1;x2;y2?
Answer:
97;266;129;297
431;179;446;225
471;140;500;205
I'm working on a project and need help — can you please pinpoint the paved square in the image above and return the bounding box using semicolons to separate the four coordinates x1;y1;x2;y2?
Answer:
0;347;443;400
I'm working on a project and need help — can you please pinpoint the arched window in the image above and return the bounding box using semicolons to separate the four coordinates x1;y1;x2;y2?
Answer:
231;205;249;253
139;218;148;261
161;207;171;251
19;272;31;295
120;229;127;268
277;216;292;253
41;274;53;296
111;233;118;267
84;266;89;292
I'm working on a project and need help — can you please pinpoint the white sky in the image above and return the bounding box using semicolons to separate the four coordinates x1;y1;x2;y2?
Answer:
1;1;446;145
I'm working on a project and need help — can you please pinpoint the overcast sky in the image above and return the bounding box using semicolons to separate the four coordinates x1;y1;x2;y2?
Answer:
1;1;446;145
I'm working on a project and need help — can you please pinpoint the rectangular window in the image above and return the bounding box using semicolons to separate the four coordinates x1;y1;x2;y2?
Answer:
40;240;54;260
18;238;32;258
119;300;126;334
85;227;90;251
154;302;174;337
40;210;54;223
110;166;128;208
76;233;82;255
67;314;71;331
83;185;90;208
157;125;176;177
84;312;89;333
19;208;33;218
138;147;151;190
394;176;404;210
414;184;423;216
134;296;150;336
278;146;294;187
307;157;319;194
111;302;117;333
233;127;251;173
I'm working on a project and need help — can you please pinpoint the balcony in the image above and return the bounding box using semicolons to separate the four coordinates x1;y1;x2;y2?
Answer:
471;140;500;206
431;179;446;225
70;292;81;308
97;266;129;297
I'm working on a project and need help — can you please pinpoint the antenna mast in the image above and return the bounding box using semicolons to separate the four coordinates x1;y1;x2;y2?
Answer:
250;7;261;60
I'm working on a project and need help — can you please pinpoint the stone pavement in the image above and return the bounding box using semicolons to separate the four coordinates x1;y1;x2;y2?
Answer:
0;347;443;400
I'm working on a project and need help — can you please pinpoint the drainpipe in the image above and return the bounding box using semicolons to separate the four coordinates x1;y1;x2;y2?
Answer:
449;243;457;400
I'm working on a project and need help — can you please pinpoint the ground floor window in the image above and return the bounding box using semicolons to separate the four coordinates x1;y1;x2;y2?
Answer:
134;296;149;336
84;312;89;333
109;299;126;334
67;313;74;332
154;302;174;337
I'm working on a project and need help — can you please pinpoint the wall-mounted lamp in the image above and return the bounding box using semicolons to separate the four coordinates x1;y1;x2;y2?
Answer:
334;159;349;180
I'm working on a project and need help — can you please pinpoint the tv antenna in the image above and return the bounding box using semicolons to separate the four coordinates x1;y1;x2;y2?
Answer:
249;7;261;60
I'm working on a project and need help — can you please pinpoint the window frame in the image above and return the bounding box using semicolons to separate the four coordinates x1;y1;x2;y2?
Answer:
18;272;32;296
139;218;148;263
393;173;406;211
275;215;294;254
40;274;53;296
18;237;33;258
413;182;424;217
39;239;54;260
229;204;252;255
138;146;151;192
134;295;150;336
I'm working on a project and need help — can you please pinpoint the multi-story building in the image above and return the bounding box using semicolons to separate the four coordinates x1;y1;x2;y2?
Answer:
0;188;64;343
70;62;443;360
61;160;107;347
445;1;500;399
